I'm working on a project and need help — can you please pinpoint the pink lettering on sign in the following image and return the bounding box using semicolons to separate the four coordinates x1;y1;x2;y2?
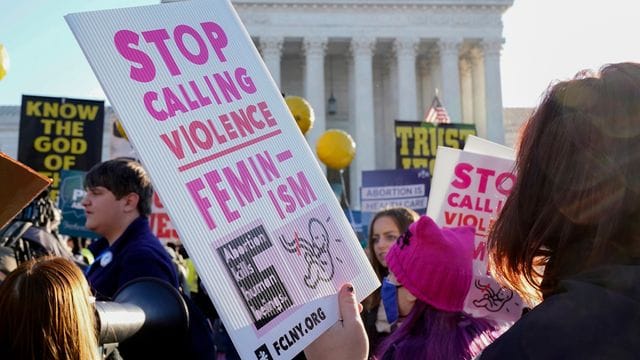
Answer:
174;25;210;65
186;176;220;230
157;100;277;163
446;193;504;214
114;21;228;83
443;211;495;236
473;240;486;262
267;171;317;220
450;162;516;196
142;28;181;77
185;151;281;230
143;68;258;122
185;150;319;231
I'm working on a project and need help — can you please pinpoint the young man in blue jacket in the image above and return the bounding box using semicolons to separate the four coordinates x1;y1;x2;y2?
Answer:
82;158;179;300
83;158;206;359
83;158;217;359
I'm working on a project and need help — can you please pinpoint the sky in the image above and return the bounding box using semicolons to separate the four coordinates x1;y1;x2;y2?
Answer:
0;0;638;108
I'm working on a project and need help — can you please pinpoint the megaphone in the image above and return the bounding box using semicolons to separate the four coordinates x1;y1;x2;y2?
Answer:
94;278;189;358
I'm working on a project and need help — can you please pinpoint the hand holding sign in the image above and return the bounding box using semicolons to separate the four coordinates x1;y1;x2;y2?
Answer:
304;284;367;360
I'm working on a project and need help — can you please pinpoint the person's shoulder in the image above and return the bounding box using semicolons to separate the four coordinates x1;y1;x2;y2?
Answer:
116;239;179;286
121;238;170;261
123;221;166;251
482;278;640;359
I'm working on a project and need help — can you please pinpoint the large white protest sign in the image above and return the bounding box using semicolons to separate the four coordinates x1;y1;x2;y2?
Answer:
427;145;523;322
66;1;379;358
464;135;516;160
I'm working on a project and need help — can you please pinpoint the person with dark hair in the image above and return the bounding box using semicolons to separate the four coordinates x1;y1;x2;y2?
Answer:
481;62;640;358
0;256;99;360
362;207;419;353
375;216;503;359
82;158;178;300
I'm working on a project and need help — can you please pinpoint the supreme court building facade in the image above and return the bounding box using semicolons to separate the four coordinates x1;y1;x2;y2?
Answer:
234;0;514;205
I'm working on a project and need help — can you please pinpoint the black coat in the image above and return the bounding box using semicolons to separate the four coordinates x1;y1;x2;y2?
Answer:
481;263;640;359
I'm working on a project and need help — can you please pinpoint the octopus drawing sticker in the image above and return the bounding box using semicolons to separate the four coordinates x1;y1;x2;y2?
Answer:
273;204;358;299
279;218;336;289
470;278;518;314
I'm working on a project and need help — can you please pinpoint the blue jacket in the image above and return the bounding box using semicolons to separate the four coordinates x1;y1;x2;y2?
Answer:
87;216;178;300
86;217;217;359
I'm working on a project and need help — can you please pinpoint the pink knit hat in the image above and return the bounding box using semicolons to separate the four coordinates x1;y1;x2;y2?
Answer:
385;215;475;312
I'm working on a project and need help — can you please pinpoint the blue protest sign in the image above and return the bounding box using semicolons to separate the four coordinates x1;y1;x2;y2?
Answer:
58;170;97;238
360;168;431;215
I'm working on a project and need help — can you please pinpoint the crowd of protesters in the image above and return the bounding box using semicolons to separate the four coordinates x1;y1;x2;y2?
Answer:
2;62;640;359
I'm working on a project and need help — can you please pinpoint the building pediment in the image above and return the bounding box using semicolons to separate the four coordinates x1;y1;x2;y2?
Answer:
233;0;514;8
233;0;510;36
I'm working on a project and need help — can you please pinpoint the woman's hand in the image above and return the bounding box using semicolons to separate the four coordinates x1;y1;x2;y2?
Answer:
304;283;368;360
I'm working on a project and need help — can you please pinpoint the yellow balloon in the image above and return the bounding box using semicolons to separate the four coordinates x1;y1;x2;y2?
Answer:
114;119;129;141
316;129;356;170
285;96;314;135
0;43;9;81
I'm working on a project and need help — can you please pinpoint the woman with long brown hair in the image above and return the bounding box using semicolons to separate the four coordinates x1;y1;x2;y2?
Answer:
482;62;640;358
305;62;640;360
362;207;419;354
0;256;99;360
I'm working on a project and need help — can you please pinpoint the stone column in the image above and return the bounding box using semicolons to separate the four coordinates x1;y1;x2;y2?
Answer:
387;55;398;125
482;39;505;144
394;37;419;121
380;56;395;169
418;58;431;120
438;38;462;123
429;51;442;103
303;37;328;159
459;57;473;124
350;36;376;208
469;47;486;138
259;36;283;88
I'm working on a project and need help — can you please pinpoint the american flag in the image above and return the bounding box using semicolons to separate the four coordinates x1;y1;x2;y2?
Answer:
423;96;451;124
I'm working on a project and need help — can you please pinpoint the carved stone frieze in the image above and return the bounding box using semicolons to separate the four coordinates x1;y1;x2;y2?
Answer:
438;38;462;56
237;2;507;28
259;36;284;56
393;37;419;58
351;37;376;57
303;37;328;57
480;38;504;56
233;1;513;14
